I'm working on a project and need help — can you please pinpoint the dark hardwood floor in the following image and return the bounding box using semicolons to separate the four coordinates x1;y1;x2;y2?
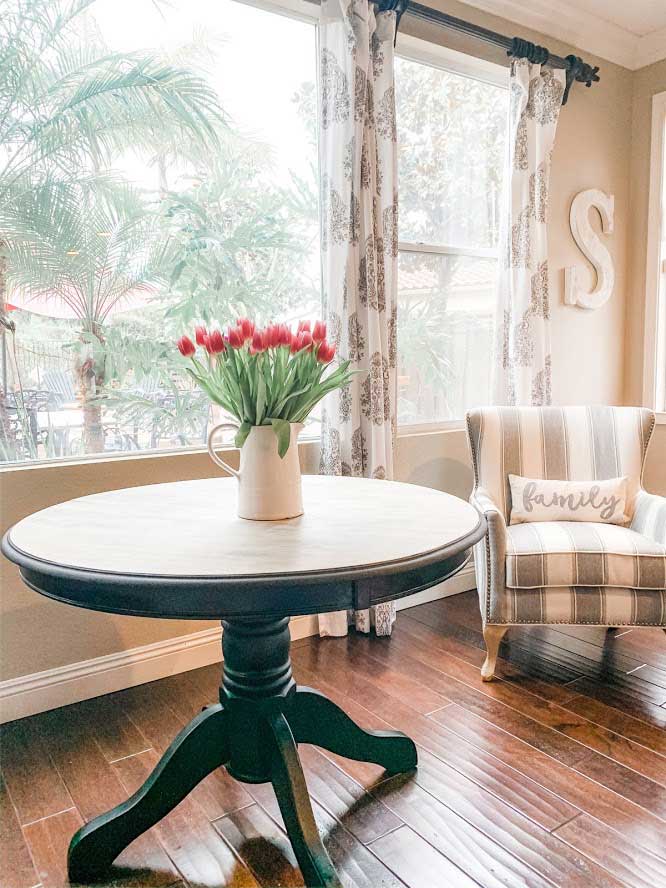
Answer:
2;591;666;888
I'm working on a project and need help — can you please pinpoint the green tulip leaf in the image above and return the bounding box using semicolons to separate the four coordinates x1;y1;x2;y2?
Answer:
234;421;252;449
270;417;291;459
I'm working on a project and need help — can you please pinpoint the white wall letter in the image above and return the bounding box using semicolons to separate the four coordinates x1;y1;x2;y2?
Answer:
565;188;615;310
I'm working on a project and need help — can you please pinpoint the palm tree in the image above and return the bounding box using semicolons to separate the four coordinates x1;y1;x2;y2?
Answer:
7;180;173;451
0;0;224;450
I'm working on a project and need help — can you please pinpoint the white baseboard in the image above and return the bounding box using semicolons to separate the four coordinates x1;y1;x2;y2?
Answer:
0;565;475;724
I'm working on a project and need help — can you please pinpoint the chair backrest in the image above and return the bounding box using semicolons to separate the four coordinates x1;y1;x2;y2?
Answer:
466;406;655;521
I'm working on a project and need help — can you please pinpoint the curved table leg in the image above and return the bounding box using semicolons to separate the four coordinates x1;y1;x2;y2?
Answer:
268;710;342;888
68;703;229;883
288;687;417;774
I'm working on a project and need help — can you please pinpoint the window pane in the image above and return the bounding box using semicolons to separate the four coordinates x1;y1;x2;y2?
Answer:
1;0;319;464
397;251;496;424
396;56;506;249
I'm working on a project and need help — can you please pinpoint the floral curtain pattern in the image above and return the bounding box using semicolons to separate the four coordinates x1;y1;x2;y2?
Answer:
493;59;565;406
317;0;398;638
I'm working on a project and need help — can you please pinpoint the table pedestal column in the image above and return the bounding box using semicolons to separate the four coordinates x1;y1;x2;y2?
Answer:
68;616;417;888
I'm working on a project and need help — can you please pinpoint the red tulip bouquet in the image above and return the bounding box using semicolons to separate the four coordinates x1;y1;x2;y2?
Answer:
176;318;353;457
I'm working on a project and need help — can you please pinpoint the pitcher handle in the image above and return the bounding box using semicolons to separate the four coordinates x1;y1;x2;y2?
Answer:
207;422;241;479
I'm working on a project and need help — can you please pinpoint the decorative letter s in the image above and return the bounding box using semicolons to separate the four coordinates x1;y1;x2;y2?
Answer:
565;188;615;310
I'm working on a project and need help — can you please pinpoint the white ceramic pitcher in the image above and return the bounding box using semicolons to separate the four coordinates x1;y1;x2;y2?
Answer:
207;422;304;520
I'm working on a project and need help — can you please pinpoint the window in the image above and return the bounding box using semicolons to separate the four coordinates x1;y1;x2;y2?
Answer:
1;0;320;464
645;90;666;413
395;39;507;426
1;3;508;466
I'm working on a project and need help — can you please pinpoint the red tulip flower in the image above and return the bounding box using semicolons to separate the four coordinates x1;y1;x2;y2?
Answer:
297;320;311;334
227;326;243;349
316;341;336;363
194;325;208;346
312;320;326;344
298;331;313;352
177;335;196;358
266;324;280;348
237;317;255;341
206;329;225;354
250;330;267;354
278;324;292;347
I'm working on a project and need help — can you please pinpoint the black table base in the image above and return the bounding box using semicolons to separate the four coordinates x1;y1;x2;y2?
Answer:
67;617;418;888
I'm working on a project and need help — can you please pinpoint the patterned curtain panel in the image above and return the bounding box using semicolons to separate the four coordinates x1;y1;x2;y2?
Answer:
317;0;398;638
493;59;565;406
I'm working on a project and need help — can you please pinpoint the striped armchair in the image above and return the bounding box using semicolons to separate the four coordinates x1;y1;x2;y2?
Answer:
465;406;666;681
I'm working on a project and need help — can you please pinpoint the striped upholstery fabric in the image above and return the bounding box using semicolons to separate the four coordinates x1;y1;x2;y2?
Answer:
466;406;654;522
506;522;666;589
508;586;666;626
632;490;666;546
466;406;666;626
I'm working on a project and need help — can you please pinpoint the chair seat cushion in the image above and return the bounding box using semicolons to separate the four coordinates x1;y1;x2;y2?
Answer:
506;521;666;589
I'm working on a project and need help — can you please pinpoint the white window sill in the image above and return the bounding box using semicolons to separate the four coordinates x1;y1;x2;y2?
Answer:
0;423;468;474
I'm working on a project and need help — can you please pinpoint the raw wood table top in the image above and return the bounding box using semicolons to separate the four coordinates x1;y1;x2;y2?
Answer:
3;476;485;620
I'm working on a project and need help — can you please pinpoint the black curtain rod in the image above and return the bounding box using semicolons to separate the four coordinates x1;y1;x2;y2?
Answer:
376;0;600;104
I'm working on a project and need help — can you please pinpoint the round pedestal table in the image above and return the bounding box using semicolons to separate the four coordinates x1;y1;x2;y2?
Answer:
2;475;485;888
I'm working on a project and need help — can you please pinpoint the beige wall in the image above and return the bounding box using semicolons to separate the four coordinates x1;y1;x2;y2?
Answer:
1;0;662;683
625;59;666;406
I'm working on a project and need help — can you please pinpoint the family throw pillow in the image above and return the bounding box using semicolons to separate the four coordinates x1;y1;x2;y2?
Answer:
508;475;629;526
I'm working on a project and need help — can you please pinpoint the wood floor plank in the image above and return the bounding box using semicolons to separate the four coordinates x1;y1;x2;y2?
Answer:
0;717;74;826
113;748;260;888
419;701;666;860
553;813;666;888
297;744;404;844
292;653;578;831
398;612;581;704
372;767;630;888
607;628;666;670
23;806;177;888
352;632;592;766
369;825;481;888
0;775;40;888
518;626;648;683
367;778;557;888
569;671;666;706
523;626;666;686
214;803;305;887
379;627;666;785
73;694;151;764
563;693;666;755
294;642;666;861
563;679;666;728
244;780;408;888
407;605;588;685
35;707;180;884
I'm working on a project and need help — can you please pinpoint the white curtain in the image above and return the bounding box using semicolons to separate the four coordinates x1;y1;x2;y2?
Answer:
493;59;565;406
317;0;398;637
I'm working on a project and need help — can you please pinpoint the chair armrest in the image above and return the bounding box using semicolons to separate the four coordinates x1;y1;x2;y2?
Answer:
631;490;666;546
470;487;507;624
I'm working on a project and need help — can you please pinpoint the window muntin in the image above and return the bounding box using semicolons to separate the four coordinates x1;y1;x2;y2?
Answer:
395;51;506;427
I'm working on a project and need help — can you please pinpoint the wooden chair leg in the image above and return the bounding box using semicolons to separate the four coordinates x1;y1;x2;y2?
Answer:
481;625;508;682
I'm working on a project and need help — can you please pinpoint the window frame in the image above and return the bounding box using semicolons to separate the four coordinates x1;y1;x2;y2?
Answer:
643;89;666;420
394;34;507;433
